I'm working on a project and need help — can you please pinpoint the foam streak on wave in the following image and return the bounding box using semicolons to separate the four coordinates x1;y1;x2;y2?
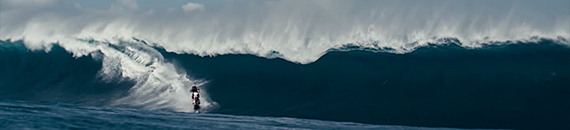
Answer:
94;39;217;112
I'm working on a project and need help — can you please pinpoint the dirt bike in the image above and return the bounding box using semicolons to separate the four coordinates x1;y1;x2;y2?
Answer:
192;92;200;112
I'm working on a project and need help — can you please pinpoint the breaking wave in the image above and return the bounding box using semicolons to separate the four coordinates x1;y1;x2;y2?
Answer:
1;0;568;64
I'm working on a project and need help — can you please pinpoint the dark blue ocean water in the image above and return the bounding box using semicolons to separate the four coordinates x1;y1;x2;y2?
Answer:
1;39;569;129
2;100;457;130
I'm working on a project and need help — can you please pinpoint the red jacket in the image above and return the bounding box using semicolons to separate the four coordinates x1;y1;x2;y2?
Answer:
190;87;200;92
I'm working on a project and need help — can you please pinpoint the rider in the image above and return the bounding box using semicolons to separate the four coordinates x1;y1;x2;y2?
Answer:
190;84;200;99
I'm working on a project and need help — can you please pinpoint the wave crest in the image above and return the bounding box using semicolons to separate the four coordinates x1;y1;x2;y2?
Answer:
1;0;568;64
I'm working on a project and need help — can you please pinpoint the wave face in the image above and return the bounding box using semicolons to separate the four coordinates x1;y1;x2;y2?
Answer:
167;40;570;130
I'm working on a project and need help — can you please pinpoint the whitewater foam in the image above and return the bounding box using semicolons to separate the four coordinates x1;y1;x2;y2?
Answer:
89;39;217;112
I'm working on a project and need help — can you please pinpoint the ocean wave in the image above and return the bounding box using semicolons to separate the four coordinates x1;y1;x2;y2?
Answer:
2;39;569;129
1;0;569;129
0;36;567;114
